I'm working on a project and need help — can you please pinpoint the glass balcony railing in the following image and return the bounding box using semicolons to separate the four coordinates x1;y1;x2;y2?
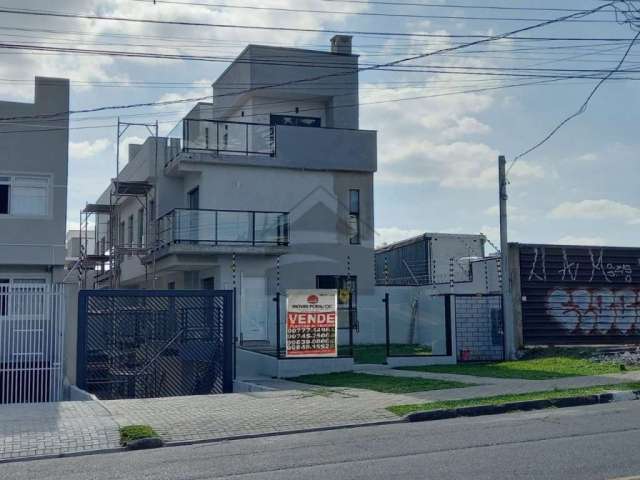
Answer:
157;208;289;246
166;118;275;163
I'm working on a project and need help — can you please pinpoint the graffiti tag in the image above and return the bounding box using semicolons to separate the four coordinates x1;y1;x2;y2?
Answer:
546;287;640;335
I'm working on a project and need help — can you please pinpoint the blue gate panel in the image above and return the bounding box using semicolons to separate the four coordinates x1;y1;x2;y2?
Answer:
77;289;233;399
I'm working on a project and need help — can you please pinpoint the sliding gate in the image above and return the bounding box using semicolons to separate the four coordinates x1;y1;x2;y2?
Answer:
77;289;233;400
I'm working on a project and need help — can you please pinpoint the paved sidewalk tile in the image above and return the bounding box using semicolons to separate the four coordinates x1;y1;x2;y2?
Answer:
102;388;405;444
0;401;120;461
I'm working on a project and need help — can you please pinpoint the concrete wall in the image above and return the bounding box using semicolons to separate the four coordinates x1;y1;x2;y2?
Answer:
455;295;504;361
0;77;69;274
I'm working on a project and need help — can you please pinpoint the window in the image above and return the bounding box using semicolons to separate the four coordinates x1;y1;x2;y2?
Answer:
0;175;49;216
168;281;176;290
137;208;144;247
119;221;125;246
0;279;8;316
127;215;134;248
348;189;360;245
201;277;215;289
316;275;358;329
270;114;321;128
188;187;199;210
0;177;9;214
12;177;48;216
149;199;155;221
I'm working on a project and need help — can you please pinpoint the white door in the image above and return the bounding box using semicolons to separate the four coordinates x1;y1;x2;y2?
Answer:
240;276;268;341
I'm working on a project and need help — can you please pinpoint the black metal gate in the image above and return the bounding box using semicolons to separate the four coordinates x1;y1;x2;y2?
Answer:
77;289;233;400
518;243;640;345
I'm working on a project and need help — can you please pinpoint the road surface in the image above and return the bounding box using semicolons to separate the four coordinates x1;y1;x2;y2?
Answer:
3;401;640;479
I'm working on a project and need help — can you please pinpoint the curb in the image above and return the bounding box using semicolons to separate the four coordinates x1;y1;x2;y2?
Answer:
405;389;640;422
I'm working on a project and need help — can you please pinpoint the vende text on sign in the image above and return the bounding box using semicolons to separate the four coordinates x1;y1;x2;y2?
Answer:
286;289;338;358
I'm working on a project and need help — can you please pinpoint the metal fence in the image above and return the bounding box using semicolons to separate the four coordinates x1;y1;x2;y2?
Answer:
517;243;640;345
77;289;233;400
0;283;65;404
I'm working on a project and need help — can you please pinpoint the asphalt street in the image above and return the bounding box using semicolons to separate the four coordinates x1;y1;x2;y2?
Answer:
3;401;640;480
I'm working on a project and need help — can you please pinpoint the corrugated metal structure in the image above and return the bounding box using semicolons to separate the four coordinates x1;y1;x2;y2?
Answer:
517;243;640;345
375;233;485;286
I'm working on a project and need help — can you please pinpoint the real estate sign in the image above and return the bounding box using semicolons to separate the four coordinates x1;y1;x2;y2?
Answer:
286;289;338;357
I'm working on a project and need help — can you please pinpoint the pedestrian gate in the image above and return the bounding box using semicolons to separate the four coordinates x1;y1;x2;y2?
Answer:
0;283;65;404
77;289;233;400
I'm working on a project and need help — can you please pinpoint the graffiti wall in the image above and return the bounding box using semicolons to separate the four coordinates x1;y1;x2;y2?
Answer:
518;243;640;345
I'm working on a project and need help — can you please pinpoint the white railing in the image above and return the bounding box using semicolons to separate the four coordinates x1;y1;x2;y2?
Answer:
0;283;65;404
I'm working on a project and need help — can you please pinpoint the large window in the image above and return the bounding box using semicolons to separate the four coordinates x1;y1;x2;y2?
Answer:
137;208;144;247
348;189;360;245
0;175;49;216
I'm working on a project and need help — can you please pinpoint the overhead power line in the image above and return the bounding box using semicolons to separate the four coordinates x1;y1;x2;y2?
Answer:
130;0;618;23
316;0;608;13
508;30;640;174
0;2;617;123
0;76;573;135
0;5;627;41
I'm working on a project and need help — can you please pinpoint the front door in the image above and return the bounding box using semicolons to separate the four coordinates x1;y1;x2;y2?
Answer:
240;276;268;342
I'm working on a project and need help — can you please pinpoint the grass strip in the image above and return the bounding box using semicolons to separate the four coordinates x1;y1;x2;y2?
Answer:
386;382;640;416
119;425;160;446
396;356;630;380
288;372;471;394
348;344;432;365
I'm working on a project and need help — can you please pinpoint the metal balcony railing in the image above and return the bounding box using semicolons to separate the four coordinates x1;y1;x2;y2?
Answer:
157;208;289;246
166;118;275;163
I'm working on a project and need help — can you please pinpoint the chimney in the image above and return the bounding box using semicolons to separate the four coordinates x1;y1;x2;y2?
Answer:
330;35;352;55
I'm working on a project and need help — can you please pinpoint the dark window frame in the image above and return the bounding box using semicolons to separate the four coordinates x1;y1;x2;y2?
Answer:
348;189;360;245
137;208;144;247
188;187;200;210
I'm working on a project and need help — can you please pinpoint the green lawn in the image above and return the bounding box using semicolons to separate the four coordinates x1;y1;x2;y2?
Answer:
348;344;432;364
119;425;159;446
387;382;640;416
288;372;471;394
397;349;632;380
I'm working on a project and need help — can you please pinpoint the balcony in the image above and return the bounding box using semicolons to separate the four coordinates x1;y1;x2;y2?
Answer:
165;119;376;173
166;118;275;163
157;208;289;247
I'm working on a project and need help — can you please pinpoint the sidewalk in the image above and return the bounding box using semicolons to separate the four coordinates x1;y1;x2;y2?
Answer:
2;368;640;462
354;364;640;401
0;401;120;461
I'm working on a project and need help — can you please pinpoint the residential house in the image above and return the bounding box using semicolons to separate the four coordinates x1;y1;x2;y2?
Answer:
0;77;69;402
0;76;69;284
84;37;377;373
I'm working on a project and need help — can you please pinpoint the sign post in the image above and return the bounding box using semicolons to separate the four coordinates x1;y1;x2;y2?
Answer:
286;289;338;357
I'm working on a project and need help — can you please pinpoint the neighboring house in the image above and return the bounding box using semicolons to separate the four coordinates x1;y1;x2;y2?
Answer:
84;37;376;357
65;229;95;269
375;232;500;291
0;77;69;403
0;76;69;284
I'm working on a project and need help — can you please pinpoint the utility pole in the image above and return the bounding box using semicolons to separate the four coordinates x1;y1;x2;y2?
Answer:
499;155;516;359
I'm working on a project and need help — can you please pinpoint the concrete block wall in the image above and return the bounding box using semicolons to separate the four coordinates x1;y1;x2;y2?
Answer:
455;295;504;361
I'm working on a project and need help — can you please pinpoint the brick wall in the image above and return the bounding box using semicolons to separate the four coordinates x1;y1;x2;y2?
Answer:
455;295;504;361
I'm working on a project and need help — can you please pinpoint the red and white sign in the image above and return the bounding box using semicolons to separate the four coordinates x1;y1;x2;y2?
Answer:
286;289;338;357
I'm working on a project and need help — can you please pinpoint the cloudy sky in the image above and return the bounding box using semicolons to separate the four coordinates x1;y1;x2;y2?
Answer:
1;0;639;249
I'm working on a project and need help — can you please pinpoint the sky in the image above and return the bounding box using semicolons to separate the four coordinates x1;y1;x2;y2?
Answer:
1;0;639;250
